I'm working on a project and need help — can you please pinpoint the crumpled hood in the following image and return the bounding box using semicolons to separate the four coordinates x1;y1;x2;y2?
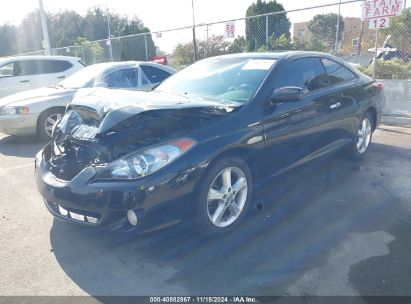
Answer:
48;87;241;180
63;87;240;136
0;87;76;107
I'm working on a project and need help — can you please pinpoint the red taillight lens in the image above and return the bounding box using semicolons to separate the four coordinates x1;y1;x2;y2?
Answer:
373;81;383;92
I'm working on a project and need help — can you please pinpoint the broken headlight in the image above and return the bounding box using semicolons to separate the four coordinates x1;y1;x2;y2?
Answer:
97;138;196;180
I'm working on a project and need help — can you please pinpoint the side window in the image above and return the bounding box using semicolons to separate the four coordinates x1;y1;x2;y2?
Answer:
140;65;171;84
275;58;328;93
0;62;15;77
321;58;356;85
102;68;138;88
40;60;73;73
18;60;42;76
141;72;150;85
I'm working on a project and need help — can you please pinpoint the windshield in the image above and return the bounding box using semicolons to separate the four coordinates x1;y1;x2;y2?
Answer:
156;57;276;103
58;64;110;89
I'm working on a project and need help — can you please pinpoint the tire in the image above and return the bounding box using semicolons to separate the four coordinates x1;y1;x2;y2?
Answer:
37;108;65;141
348;112;373;160
195;156;253;237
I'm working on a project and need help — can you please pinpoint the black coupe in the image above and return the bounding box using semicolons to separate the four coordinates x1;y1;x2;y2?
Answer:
35;52;385;236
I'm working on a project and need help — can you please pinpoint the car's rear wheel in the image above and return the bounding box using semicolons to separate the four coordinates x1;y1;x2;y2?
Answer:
196;157;253;236
37;108;64;141
349;113;373;160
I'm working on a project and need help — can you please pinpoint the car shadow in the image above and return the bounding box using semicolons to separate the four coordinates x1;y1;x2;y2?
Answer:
48;143;411;296
0;135;45;158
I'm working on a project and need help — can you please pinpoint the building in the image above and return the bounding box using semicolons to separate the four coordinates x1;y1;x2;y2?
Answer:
293;17;377;55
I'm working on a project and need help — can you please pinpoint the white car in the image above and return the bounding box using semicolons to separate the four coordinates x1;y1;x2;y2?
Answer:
0;61;176;139
0;56;85;98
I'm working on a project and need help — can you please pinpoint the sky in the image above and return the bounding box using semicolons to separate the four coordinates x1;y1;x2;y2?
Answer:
0;0;409;53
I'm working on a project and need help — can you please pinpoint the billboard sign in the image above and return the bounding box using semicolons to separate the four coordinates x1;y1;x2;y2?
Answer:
362;0;403;20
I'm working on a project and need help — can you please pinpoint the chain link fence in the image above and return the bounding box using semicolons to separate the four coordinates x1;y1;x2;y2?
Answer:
15;1;411;78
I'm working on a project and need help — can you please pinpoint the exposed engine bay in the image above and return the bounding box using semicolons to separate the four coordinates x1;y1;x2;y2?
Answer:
46;88;240;180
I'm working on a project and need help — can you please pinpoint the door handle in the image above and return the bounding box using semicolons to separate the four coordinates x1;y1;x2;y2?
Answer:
20;80;30;83
330;102;341;109
57;76;66;79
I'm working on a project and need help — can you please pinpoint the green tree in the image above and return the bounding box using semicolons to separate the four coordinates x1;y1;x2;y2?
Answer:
306;38;328;52
83;8;156;61
2;7;156;60
245;0;291;51
383;8;411;53
115;17;156;61
228;36;246;54
0;24;17;56
74;37;104;64
174;42;194;68
358;59;411;79
291;37;308;51
49;11;84;47
308;13;344;50
173;36;230;69
268;33;291;50
17;10;47;53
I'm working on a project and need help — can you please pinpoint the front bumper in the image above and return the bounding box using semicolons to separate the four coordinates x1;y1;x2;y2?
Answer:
35;147;203;232
0;114;38;136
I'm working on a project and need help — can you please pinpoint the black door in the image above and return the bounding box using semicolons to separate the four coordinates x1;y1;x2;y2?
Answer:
318;58;361;143
260;57;339;180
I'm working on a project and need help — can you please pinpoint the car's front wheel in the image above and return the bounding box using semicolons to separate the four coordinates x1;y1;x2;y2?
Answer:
196;156;253;236
37;108;64;141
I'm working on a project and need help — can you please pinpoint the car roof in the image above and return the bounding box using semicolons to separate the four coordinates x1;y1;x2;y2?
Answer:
138;61;176;73
212;51;338;61
0;55;82;64
209;51;356;73
79;61;176;74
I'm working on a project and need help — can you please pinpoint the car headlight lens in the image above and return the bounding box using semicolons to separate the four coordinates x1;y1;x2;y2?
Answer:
97;138;196;180
0;106;29;115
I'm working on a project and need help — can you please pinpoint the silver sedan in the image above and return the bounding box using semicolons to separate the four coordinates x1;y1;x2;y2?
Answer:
0;61;175;139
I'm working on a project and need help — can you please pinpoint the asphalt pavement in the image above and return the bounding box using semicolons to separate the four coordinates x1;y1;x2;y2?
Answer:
0;125;410;296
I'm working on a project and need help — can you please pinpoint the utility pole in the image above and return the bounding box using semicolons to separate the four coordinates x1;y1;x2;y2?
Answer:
105;2;114;62
334;0;342;53
38;0;51;55
372;28;379;80
191;0;197;62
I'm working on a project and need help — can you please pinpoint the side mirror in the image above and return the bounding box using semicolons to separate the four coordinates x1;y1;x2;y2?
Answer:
270;87;303;103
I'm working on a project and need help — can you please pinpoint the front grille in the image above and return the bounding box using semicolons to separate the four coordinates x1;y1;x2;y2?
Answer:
49;139;105;181
46;200;101;226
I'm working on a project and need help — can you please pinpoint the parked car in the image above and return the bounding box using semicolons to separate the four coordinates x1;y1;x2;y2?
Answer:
368;45;410;65
0;61;176;139
0;56;85;98
35;52;384;236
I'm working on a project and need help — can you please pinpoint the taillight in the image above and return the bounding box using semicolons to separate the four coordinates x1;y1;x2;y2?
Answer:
373;81;383;92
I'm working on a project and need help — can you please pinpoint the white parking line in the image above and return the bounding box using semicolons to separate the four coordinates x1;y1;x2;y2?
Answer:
0;163;33;173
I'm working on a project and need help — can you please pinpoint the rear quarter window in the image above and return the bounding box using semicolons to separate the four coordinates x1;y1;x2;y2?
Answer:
141;65;171;84
41;60;73;73
322;58;356;85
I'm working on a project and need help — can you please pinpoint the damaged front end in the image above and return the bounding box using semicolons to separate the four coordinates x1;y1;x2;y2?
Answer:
35;89;240;231
48;100;236;181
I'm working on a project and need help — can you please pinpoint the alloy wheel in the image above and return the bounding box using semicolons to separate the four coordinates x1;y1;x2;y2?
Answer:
206;167;248;228
357;117;372;154
44;113;63;138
